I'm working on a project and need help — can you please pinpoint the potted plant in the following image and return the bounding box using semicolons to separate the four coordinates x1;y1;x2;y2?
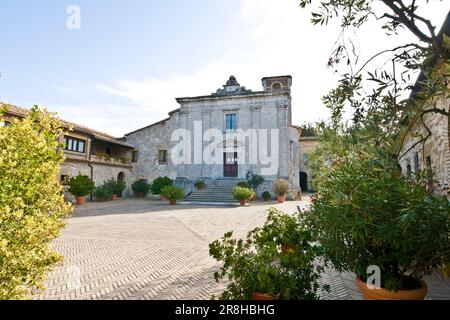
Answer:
105;179;126;201
246;170;265;200
232;186;255;206
161;185;184;205
93;184;113;202
273;179;289;203
209;209;328;300
131;179;150;198
68;174;95;205
151;176;173;199
262;191;271;202
194;180;206;191
236;181;251;189
306;151;450;300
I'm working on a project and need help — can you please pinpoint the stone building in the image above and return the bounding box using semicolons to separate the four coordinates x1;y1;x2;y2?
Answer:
125;75;305;200
399;94;450;198
298;136;318;192
399;14;450;199
1;103;135;201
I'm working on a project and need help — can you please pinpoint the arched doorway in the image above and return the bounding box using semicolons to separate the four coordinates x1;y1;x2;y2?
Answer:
117;172;125;197
299;172;308;192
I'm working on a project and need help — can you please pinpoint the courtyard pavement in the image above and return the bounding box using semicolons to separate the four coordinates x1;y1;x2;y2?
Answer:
35;198;450;300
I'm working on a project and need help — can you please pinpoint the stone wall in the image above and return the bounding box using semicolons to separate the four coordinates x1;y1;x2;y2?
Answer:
399;96;450;197
125;114;179;186
299;137;318;192
60;160;132;201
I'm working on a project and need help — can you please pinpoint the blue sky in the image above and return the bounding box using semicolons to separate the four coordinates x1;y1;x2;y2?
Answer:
1;1;448;136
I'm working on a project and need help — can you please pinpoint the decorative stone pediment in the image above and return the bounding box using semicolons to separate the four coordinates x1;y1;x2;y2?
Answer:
213;76;252;96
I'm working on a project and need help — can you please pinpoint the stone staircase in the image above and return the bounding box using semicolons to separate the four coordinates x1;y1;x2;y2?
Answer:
184;179;240;203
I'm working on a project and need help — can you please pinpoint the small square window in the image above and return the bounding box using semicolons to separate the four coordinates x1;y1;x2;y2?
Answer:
159;150;168;164
132;150;139;163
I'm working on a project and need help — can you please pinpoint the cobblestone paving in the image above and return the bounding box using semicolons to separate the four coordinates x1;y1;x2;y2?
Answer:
35;199;450;300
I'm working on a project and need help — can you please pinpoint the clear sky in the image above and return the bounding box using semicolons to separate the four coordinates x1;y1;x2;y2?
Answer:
0;0;448;136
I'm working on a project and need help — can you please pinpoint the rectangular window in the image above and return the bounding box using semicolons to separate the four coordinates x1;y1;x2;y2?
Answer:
64;136;86;153
159;150;167;164
132;150;139;163
413;152;419;173
226;114;237;131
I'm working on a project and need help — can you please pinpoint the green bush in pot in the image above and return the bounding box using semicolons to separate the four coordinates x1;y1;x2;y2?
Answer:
131;179;151;197
151;176;173;195
209;208;327;300
306;150;450;294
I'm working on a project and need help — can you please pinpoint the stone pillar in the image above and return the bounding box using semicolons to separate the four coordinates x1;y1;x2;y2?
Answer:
251;105;262;174
178;110;189;178
277;103;289;178
202;109;212;177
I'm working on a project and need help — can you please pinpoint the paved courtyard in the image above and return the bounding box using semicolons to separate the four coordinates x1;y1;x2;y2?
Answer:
35;198;450;300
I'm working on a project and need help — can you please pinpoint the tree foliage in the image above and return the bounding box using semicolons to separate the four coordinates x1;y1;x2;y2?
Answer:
0;106;73;299
299;0;449;155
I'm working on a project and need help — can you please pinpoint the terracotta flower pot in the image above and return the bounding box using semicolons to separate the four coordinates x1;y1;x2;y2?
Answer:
281;243;296;255
75;196;86;205
356;277;428;300
169;199;177;205
251;292;281;300
278;195;286;203
196;186;205;191
240;200;247;206
111;194;118;201
136;192;145;198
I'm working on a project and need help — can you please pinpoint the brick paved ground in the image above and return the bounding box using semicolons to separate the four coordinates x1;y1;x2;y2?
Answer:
35;198;450;300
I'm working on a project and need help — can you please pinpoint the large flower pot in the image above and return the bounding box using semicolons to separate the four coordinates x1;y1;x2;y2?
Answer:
75;196;86;205
240;200;247;206
356;277;428;300
136;192;145;198
196;186;205;191
112;194;118;201
278;195;286;203
251;292;281;300
169;199;177;205
281;243;296;255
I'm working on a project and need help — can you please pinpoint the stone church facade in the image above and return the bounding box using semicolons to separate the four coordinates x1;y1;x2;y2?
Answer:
125;75;304;197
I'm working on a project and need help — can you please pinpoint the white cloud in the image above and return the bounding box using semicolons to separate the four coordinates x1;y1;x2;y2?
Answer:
85;0;449;136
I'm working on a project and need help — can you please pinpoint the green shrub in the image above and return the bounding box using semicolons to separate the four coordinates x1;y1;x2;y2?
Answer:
104;179;126;195
131;179;151;195
232;186;255;201
209;208;327;300
161;185;184;200
236;181;251;189
194;180;206;189
151;176;173;195
273;179;289;196
68;174;95;197
306;151;450;291
246;170;265;190
93;184;113;201
262;191;271;201
0;106;73;299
